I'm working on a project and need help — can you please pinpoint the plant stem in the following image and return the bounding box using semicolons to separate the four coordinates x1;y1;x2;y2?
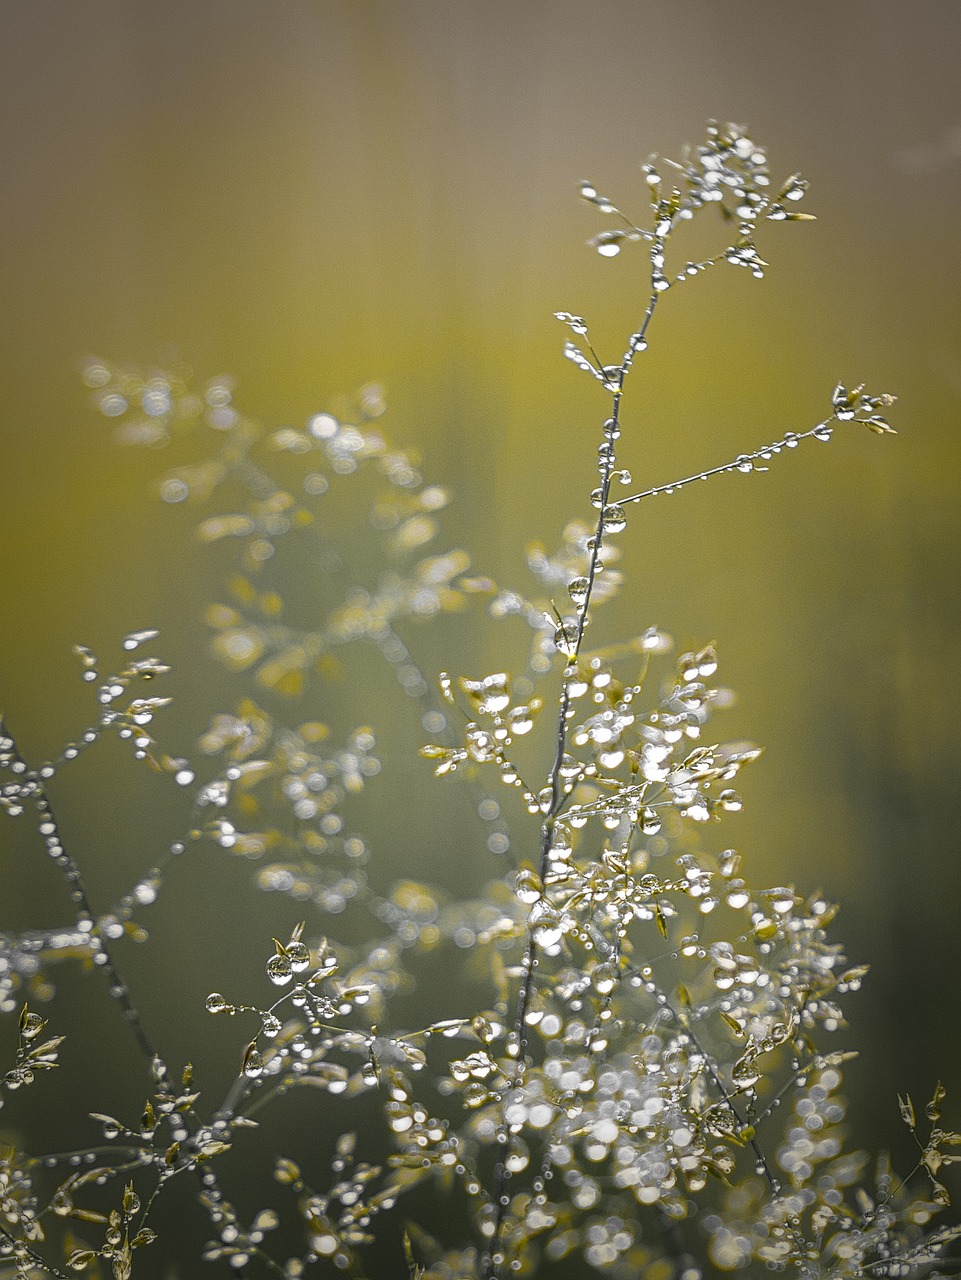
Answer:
3;728;164;1083
484;274;662;1278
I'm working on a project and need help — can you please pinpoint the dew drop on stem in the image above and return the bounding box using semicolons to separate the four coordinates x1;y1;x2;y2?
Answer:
266;954;293;985
568;577;589;606
243;1049;265;1079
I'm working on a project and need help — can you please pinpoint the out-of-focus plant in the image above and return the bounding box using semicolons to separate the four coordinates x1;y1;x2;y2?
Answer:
1;122;957;1280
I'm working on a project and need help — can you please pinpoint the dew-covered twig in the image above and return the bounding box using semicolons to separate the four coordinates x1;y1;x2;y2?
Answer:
0;1222;71;1279
0;723;164;1080
607;389;896;512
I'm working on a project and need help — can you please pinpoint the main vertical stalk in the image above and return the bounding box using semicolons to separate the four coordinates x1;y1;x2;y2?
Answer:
483;278;662;1279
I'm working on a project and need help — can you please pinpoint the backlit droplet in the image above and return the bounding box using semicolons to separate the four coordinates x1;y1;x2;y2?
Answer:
266;953;293;985
160;478;189;503
122;629;160;651
568;577;589;606
243;1049;265;1079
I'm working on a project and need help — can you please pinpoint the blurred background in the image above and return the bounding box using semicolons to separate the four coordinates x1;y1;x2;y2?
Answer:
1;0;960;1270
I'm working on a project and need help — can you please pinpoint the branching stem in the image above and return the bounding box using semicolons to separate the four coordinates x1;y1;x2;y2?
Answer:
607;415;842;509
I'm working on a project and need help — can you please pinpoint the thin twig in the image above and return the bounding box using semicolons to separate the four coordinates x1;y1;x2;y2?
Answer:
2;730;164;1082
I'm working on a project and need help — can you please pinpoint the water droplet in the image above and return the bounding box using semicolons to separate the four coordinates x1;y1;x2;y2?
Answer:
568;577;590;606
553;621;578;658
266;954;293;986
160;478;189;504
286;941;310;972
465;725;496;762
243;1050;265;1079
122;629;160;651
460;672;511;716
641;808;661;835
508;705;535;735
